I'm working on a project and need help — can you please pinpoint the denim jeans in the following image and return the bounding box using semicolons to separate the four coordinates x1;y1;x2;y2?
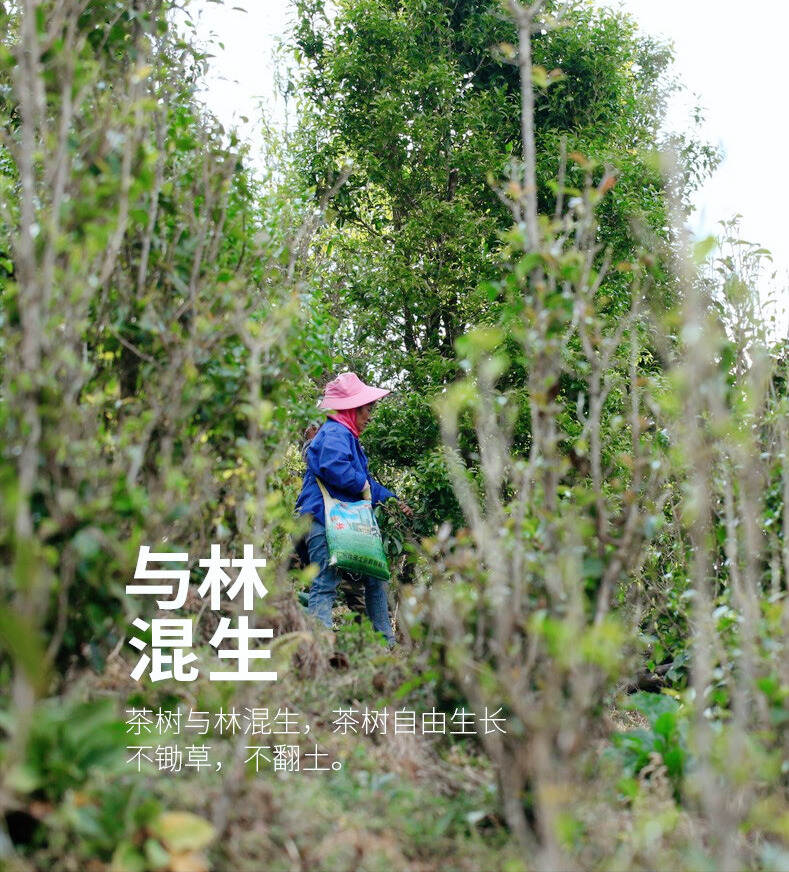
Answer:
306;520;394;645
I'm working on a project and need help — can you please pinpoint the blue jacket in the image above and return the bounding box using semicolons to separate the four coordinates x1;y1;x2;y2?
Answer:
296;419;396;525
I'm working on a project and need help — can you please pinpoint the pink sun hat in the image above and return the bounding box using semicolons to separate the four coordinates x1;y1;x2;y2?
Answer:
318;371;391;410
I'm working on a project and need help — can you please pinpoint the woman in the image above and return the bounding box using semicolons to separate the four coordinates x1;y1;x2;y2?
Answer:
296;372;411;646
293;420;366;618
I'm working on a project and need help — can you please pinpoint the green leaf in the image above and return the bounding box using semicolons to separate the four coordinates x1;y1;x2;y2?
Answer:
692;235;716;265
144;838;171;870
150;811;216;853
5;763;41;793
110;842;147;872
531;65;548;88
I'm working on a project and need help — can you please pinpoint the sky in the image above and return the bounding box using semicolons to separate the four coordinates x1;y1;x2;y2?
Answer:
190;0;789;333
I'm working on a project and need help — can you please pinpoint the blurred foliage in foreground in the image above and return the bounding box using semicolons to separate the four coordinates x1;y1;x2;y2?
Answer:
0;1;786;870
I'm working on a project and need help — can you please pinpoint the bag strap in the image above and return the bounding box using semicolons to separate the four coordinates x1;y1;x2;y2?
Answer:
315;475;331;503
316;475;371;504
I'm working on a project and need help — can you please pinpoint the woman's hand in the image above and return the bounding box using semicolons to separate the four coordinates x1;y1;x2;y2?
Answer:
398;499;414;519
